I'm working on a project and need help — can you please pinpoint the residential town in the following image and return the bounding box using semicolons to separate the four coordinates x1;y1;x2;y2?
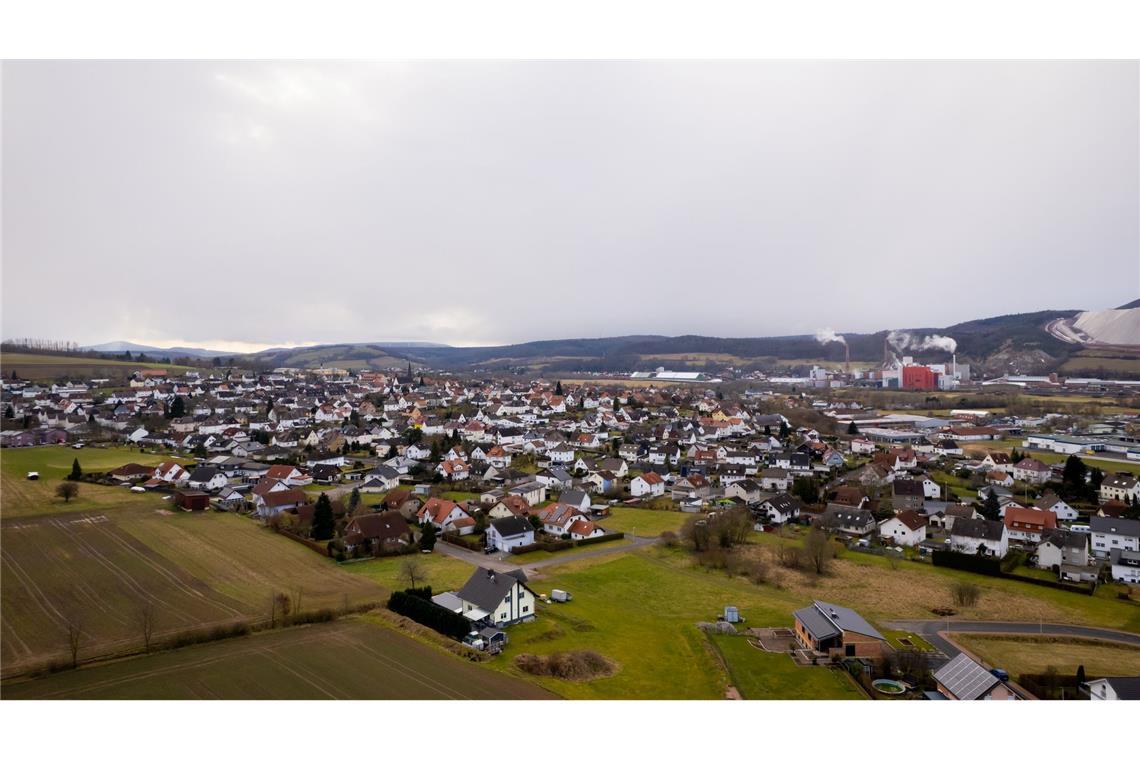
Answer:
3;360;1139;701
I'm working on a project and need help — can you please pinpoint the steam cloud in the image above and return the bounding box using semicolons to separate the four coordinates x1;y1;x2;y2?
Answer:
886;330;957;354
815;327;846;346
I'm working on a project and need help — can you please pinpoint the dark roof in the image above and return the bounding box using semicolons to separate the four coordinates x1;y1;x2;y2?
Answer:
490;516;533;538
1090;516;1140;538
893;479;925;497
793;600;883;642
823;505;875;529
456;567;531;612
345;512;409;542
1040;528;1088;551
950;517;1005;542
760;492;803;515
1094;677;1140;700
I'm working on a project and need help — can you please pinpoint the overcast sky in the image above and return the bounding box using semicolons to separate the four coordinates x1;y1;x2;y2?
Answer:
3;60;1137;351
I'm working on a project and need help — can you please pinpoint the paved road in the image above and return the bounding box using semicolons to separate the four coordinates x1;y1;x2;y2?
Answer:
886;619;1140;659
435;535;656;576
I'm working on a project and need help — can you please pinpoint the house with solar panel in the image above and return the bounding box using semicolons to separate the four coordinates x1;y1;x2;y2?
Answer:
932;654;1018;700
791;600;887;660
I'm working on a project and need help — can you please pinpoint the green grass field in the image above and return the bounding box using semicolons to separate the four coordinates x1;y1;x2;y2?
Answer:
953;634;1140;680
710;634;864;699
1;506;385;676
2;616;554;699
1;446;194;519
340;552;476;593
1;351;197;381
601;506;691;537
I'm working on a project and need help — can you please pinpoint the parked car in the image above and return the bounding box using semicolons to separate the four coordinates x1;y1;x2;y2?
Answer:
990;668;1010;682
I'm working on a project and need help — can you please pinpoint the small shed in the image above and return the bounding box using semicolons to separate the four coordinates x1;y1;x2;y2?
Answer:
175;490;211;511
724;606;741;624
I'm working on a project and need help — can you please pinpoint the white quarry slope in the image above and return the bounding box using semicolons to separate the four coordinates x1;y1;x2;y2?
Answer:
1072;308;1140;345
1049;306;1140;346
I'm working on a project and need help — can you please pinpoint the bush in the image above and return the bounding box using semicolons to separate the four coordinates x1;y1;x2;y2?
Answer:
951;581;982;607
513;651;616;681
660;531;679;548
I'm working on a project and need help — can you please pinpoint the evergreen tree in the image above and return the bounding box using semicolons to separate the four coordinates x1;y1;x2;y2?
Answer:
846;421;859;435
69;457;83;481
555;381;563;396
1061;455;1087;487
792;477;820;504
168;395;186;419
1076;664;1086;684
419;522;437;551
4;405;12;419
779;420;790;438
311;493;335;540
348;487;361;512
981;490;1001;520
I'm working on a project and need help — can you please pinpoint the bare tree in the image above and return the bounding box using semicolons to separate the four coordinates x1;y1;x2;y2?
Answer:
138;600;156;654
776;542;801;569
803;528;834;575
398;556;427;590
56;481;79;503
65;616;83;668
274;592;292;621
681;516;712;552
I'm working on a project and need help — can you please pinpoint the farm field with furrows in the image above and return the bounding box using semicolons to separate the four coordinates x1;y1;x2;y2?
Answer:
0;506;385;677
2;617;556;699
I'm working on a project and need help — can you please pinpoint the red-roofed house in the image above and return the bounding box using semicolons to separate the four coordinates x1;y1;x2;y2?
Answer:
1004;506;1057;544
630;471;665;497
416;497;470;532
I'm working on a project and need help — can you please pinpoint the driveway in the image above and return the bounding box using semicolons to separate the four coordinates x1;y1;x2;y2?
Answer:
885;619;1140;659
434;535;656;577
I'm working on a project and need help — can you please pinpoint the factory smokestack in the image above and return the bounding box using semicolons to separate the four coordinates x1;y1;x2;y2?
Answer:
844;342;850;375
952;353;957;378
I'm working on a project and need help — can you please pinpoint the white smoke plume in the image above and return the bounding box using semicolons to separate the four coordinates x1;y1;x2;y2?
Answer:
886;329;957;354
815;327;846;345
886;330;912;352
916;334;958;353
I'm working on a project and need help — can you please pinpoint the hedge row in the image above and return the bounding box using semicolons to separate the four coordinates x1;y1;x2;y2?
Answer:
931;550;1002;576
388;590;471;639
575;531;625;547
933;550;1095;595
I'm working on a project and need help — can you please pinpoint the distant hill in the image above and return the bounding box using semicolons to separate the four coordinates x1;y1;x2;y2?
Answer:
85;307;1137;377
82;341;233;359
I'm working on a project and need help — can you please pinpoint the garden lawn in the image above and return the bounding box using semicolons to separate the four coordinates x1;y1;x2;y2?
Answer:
711;634;864;700
953;634;1140;679
601;506;690;537
340;552;475;594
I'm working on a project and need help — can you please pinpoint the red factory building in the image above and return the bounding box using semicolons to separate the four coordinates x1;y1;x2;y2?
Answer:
901;365;939;390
